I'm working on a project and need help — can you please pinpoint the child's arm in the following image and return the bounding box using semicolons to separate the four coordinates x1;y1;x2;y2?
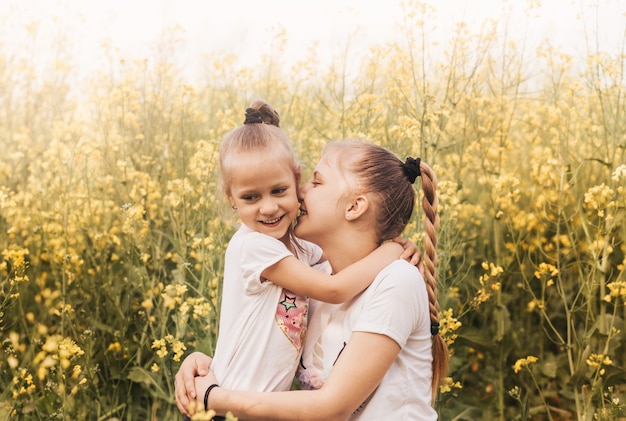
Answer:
261;241;403;304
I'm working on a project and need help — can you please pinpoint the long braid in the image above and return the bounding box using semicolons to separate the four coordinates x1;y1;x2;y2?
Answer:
419;161;449;401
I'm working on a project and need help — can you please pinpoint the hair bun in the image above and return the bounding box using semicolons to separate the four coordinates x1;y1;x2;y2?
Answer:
242;101;281;127
244;108;264;124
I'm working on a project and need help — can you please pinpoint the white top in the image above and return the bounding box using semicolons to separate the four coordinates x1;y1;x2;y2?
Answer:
212;224;323;392
297;259;437;420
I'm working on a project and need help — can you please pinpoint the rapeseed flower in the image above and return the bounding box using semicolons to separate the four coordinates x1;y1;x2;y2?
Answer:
513;356;538;374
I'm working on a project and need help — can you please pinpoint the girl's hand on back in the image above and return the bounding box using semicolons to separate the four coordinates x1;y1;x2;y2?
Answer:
393;237;424;275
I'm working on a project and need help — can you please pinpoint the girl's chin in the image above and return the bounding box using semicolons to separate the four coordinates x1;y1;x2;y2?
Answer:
294;220;310;238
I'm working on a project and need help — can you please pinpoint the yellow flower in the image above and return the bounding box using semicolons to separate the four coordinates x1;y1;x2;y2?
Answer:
171;340;187;362
107;341;122;352
513;356;539;373
604;281;626;302
439;376;462;394
141;298;154;309
151;338;166;350
586;353;612;368
8;356;19;369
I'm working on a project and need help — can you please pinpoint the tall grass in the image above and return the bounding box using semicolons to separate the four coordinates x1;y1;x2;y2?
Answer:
1;1;625;419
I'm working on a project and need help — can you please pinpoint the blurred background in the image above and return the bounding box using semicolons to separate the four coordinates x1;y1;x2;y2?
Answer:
1;1;625;420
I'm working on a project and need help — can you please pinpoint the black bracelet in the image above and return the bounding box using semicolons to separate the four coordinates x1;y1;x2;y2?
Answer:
203;383;220;412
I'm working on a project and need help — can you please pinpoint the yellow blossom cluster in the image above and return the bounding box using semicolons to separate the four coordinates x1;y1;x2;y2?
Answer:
534;262;558;279
151;334;187;362
525;297;543;312
493;176;521;219
604;281;626;303
121;203;148;237
162;283;189;310
33;335;85;381
439;308;462;347
439;376;462;394
513;356;539;374
1;245;30;285
11;368;35;399
584;183;617;219
586;353;613;376
472;261;502;307
586;353;612;368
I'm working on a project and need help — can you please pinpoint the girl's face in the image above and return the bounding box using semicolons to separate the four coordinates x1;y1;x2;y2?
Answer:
295;151;350;245
227;153;300;242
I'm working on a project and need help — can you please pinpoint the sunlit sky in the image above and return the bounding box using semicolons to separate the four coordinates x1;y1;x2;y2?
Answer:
1;0;625;82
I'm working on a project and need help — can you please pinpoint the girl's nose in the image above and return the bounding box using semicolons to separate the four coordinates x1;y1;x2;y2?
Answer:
260;198;279;214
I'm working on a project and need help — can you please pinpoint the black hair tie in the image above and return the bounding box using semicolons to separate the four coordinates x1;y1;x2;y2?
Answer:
431;321;440;336
244;108;263;124
403;157;421;184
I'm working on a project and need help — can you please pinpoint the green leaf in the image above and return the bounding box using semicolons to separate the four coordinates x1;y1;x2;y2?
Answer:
127;367;157;387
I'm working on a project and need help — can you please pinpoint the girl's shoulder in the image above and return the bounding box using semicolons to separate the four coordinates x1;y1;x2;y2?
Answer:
371;260;425;295
381;259;423;279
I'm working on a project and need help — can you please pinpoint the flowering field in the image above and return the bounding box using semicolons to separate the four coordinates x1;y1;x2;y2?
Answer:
1;1;625;420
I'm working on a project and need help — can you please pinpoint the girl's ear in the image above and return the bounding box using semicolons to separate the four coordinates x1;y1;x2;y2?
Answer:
224;186;236;209
344;195;369;221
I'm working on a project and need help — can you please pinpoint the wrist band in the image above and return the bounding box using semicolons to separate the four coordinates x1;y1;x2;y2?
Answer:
203;383;220;411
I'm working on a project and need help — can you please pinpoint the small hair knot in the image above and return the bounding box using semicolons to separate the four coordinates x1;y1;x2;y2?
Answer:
402;157;421;184
244;108;263;124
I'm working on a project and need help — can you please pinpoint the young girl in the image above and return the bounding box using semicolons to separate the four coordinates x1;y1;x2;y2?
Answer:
179;140;448;420
178;102;416;415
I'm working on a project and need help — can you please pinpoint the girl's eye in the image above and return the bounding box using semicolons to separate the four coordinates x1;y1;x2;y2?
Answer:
242;195;257;201
272;187;287;195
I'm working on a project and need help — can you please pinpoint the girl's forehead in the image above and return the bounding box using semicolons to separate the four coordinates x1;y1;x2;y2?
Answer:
228;148;294;169
318;148;351;174
227;153;296;183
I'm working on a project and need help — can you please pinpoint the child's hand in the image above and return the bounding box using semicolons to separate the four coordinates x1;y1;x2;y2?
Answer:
393;237;424;275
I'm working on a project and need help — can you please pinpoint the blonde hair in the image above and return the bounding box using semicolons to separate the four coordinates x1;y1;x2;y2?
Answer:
323;140;449;400
220;100;299;195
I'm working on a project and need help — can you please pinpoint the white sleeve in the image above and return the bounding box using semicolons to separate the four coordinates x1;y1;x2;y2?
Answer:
353;261;426;347
239;232;293;295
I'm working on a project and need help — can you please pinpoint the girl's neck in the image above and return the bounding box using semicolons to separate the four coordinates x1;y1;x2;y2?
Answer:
322;235;379;273
279;233;296;255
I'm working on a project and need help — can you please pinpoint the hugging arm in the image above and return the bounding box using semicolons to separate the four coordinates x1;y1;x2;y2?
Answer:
262;242;403;303
206;331;400;421
262;237;421;304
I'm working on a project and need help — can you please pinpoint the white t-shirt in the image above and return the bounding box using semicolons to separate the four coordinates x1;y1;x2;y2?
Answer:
297;259;437;420
212;224;323;392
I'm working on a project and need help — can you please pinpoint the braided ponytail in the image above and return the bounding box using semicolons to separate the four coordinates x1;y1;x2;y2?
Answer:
417;161;449;401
